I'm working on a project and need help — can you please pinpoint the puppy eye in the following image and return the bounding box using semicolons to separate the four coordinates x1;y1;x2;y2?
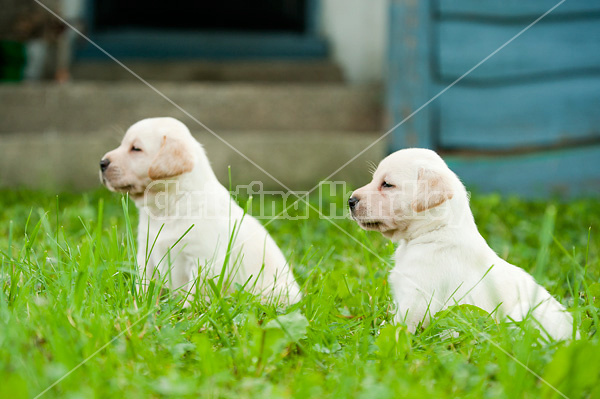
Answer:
382;181;394;188
130;146;142;152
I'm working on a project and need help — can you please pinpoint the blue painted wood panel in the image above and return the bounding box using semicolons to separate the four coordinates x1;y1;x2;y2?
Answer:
387;0;600;197
76;30;328;60
438;77;600;149
386;0;433;150
436;0;600;19
444;145;600;198
437;18;600;81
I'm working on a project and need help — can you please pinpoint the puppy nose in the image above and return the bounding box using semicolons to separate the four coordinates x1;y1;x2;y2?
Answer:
100;158;110;172
348;197;359;209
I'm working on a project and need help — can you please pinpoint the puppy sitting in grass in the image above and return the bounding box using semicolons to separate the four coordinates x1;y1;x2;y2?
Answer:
349;148;577;340
100;117;301;305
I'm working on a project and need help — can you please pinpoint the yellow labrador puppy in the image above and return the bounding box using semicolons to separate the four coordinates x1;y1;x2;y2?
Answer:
349;148;576;340
100;117;301;304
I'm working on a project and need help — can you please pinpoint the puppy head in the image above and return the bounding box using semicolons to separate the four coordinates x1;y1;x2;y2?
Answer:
349;148;456;239
100;117;194;197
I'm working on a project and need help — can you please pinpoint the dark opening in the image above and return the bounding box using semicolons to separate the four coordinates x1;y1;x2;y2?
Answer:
94;0;308;33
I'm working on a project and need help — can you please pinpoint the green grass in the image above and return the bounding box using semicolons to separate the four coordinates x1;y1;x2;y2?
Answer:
1;187;599;399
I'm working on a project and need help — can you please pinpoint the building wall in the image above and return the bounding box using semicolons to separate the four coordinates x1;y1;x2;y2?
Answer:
318;0;389;83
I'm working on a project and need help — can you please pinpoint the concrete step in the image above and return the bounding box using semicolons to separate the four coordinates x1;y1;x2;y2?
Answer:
0;82;382;133
71;60;345;83
0;130;385;191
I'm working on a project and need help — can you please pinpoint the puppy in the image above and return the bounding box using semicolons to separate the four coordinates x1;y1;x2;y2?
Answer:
349;148;576;340
100;117;301;305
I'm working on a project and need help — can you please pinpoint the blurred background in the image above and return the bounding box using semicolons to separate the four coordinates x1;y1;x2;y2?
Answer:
0;0;599;197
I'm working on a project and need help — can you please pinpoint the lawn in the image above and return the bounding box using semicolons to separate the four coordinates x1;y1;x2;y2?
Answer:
0;186;599;398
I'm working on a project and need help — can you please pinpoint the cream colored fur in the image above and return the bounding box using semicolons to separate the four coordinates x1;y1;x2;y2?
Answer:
350;148;577;340
101;117;301;305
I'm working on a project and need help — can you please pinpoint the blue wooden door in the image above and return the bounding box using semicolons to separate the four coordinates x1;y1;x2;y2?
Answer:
387;0;600;197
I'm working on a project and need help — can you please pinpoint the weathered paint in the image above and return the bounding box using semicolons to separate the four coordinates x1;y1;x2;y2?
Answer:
444;145;600;198
436;0;600;19
438;18;600;82
438;77;600;149
388;0;600;196
387;0;433;150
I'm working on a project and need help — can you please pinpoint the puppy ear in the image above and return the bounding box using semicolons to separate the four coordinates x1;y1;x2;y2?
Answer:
148;136;194;180
412;168;454;213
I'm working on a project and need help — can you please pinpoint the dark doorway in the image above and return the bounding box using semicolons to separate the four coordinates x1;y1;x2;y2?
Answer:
94;0;308;33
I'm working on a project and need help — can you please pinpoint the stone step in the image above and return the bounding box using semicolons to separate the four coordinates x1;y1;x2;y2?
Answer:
71;60;345;83
0;130;385;191
0;82;382;133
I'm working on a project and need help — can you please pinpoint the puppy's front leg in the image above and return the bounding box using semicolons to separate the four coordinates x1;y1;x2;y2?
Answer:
166;253;200;304
136;248;198;304
390;272;431;333
394;302;427;334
